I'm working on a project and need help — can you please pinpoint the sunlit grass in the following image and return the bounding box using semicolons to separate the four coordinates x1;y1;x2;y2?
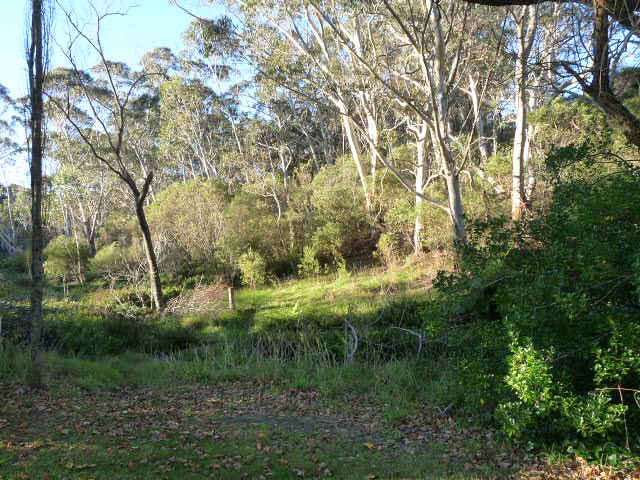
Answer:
229;262;438;333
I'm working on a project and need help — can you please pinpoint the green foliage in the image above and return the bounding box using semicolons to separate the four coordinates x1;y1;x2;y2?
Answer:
238;248;268;287
298;246;323;278
90;242;128;279
423;147;640;449
308;160;377;261
148;180;229;272
40;302;201;356
0;252;29;274
0;271;9;299
44;235;90;283
223;192;290;279
376;232;404;266
486;151;511;179
530;98;612;155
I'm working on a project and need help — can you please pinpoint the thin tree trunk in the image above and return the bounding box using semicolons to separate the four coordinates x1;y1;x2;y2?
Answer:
341;114;371;209
77;200;97;256
5;184;16;244
135;199;165;311
27;0;46;389
511;6;537;220
444;172;467;244
512;65;526;220
468;75;491;162
413;122;428;255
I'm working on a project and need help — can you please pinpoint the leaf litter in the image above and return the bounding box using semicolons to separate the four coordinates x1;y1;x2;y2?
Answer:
0;381;637;479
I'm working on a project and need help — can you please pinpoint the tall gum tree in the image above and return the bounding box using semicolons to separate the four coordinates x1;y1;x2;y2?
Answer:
26;0;52;389
47;5;165;310
511;5;538;220
307;0;477;243
464;0;640;149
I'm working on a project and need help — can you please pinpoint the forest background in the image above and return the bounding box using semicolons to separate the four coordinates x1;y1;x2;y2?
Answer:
3;0;640;476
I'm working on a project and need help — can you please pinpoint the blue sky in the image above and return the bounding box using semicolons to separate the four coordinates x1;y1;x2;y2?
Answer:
0;0;220;185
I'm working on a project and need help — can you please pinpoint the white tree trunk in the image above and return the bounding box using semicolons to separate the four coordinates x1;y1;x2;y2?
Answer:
341;112;371;209
413;121;428;255
511;6;537;220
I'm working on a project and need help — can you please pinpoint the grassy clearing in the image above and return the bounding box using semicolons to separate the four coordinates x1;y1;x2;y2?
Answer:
2;260;634;478
0;425;476;480
0;343;452;419
228;262;437;332
0;379;519;480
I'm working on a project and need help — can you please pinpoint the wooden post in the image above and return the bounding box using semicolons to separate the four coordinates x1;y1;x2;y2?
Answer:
228;287;236;311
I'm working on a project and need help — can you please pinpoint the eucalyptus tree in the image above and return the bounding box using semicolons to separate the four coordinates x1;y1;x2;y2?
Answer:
48;151;111;255
47;5;165;310
510;5;539;220
216;0;513;244
465;0;640;149
303;0;489;243
0;85;23;254
26;0;52;389
508;3;568;217
227;0;385;210
159;77;238;182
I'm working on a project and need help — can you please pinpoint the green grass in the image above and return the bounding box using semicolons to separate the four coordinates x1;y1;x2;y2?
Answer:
232;264;434;331
0;422;484;480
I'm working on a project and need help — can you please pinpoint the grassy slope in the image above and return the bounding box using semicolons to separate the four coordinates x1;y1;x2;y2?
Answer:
236;265;432;329
1;261;635;478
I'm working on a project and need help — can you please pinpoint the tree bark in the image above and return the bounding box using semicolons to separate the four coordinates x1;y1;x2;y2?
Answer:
445;172;468;244
340;114;371;209
27;0;46;389
135;198;165;311
468;75;491;162
511;6;537;220
413;121;428;255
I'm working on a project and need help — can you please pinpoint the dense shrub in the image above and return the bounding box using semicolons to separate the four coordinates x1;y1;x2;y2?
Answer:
309;160;377;262
148;180;230;273
424;148;640;450
376;232;404;266
223;192;290;279
298;246;323;278
238;249;268;287
44;236;90;283
90;242;138;282
0;271;9;299
0;252;29;274
41;302;200;356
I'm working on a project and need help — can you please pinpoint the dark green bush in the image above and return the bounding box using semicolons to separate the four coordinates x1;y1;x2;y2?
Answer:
424;148;640;450
0;252;29;274
38;302;201;356
44;236;91;283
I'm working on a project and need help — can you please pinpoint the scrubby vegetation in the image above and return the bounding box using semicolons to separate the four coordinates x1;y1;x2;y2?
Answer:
5;0;640;477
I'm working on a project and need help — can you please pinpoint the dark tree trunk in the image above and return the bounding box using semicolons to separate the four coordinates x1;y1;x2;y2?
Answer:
27;0;46;389
584;0;640;147
462;0;640;149
130;173;164;311
135;201;164;311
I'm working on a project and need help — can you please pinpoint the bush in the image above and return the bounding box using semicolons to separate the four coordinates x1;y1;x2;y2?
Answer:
44;236;90;283
147;180;229;273
376;232;404;266
298;246;323;278
0;252;29;274
238;249;268;287
423;148;640;449
22;301;203;356
90;243;124;279
223;192;290;280
0;271;10;299
308;160;377;261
